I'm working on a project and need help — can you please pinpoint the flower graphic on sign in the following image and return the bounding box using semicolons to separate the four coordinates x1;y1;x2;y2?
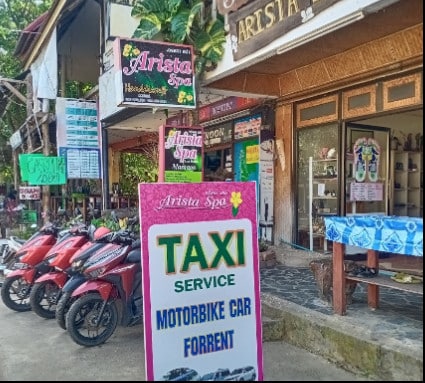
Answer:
230;191;243;217
177;89;194;105
122;43;140;58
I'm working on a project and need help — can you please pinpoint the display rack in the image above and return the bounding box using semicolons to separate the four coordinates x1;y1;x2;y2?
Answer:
391;150;423;217
308;156;338;252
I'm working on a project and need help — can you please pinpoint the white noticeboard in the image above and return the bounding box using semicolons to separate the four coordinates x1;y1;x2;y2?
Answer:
56;97;100;179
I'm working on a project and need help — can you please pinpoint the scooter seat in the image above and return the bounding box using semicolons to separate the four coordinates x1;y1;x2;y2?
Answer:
126;248;141;263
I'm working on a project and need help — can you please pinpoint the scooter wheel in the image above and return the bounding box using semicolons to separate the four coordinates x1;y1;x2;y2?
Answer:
30;281;60;319
1;275;32;312
66;292;118;347
56;291;75;330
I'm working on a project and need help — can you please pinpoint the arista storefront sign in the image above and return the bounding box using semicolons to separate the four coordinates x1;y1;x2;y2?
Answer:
114;38;196;109
229;0;340;60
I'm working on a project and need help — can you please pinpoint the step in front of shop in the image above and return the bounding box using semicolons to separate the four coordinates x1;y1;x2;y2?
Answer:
261;293;422;381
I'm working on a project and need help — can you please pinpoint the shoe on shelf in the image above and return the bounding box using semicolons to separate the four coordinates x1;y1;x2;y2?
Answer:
347;265;378;278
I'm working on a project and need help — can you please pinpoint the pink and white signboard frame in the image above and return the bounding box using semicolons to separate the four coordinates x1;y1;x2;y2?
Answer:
139;181;263;381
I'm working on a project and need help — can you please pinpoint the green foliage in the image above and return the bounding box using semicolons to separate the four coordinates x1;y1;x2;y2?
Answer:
64;80;96;99
0;0;53;77
119;144;158;196
90;216;120;231
131;0;226;77
10;224;38;240
0;0;53;182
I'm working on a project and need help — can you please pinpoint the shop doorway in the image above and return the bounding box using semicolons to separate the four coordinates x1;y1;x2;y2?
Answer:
343;123;390;255
343;123;390;216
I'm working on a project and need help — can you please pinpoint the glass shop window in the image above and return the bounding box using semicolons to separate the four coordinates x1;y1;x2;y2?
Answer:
204;148;233;181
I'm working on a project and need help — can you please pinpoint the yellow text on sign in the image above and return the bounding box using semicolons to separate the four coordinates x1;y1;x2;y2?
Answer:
246;145;259;164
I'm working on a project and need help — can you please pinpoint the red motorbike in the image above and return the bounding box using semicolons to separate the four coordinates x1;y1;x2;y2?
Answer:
28;223;98;319
55;226;117;330
0;222;84;312
66;219;141;347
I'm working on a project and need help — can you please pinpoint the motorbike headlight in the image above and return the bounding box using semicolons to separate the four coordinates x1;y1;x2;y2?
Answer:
13;262;29;270
87;266;106;279
45;254;58;264
71;259;85;269
16;251;28;260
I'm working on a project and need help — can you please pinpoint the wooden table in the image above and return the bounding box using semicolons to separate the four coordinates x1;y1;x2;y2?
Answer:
324;215;423;315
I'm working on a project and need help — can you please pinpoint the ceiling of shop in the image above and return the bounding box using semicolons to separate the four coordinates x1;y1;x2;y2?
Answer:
105;90;230;150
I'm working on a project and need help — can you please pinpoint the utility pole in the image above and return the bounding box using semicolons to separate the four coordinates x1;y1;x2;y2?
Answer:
41;98;51;224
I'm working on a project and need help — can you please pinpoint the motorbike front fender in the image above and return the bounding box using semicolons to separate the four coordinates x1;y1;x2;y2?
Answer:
62;274;87;293
35;271;67;287
6;268;36;283
72;280;113;301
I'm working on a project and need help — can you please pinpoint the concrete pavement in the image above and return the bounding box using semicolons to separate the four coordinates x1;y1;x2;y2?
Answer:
0;297;371;381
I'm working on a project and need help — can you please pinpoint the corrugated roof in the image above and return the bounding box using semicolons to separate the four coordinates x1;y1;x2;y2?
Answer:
14;11;49;61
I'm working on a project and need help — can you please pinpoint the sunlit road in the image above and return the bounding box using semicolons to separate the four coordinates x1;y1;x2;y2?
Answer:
0;289;370;381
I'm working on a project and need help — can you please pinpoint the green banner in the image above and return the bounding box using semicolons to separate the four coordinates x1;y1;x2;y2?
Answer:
19;210;38;224
19;153;44;181
27;156;67;185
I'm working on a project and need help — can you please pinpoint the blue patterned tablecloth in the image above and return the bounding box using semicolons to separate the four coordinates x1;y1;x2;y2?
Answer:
324;215;423;257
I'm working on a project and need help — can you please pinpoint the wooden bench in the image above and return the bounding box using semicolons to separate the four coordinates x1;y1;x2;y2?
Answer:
346;274;423;295
325;215;423;316
332;244;422;315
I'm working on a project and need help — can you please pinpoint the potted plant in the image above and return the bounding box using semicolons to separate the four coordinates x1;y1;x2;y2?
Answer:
258;239;276;268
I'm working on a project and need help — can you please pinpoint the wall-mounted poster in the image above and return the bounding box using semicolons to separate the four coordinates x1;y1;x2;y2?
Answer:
233;139;259;182
19;186;41;200
25;156;66;185
55;97;101;179
234;114;261;140
56;98;99;148
353;137;380;183
259;128;274;242
59;148;100;179
114;38;196;109
350;182;384;201
158;125;203;183
19;153;43;181
139;181;263;381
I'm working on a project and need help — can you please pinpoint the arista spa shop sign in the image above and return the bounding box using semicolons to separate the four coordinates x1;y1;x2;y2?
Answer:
159;125;204;183
114;38;196;108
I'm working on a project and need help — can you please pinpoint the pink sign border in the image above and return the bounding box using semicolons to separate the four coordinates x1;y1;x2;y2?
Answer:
139;181;263;381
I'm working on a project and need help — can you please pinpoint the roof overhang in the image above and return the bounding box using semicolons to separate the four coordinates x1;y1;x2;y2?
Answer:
18;0;84;71
203;0;423;98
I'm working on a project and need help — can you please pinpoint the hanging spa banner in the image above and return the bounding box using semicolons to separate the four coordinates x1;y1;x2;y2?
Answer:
114;38;196;109
139;182;263;381
158;125;203;183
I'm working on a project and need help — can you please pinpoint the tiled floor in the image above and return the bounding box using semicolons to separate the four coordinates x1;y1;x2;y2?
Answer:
260;264;423;345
